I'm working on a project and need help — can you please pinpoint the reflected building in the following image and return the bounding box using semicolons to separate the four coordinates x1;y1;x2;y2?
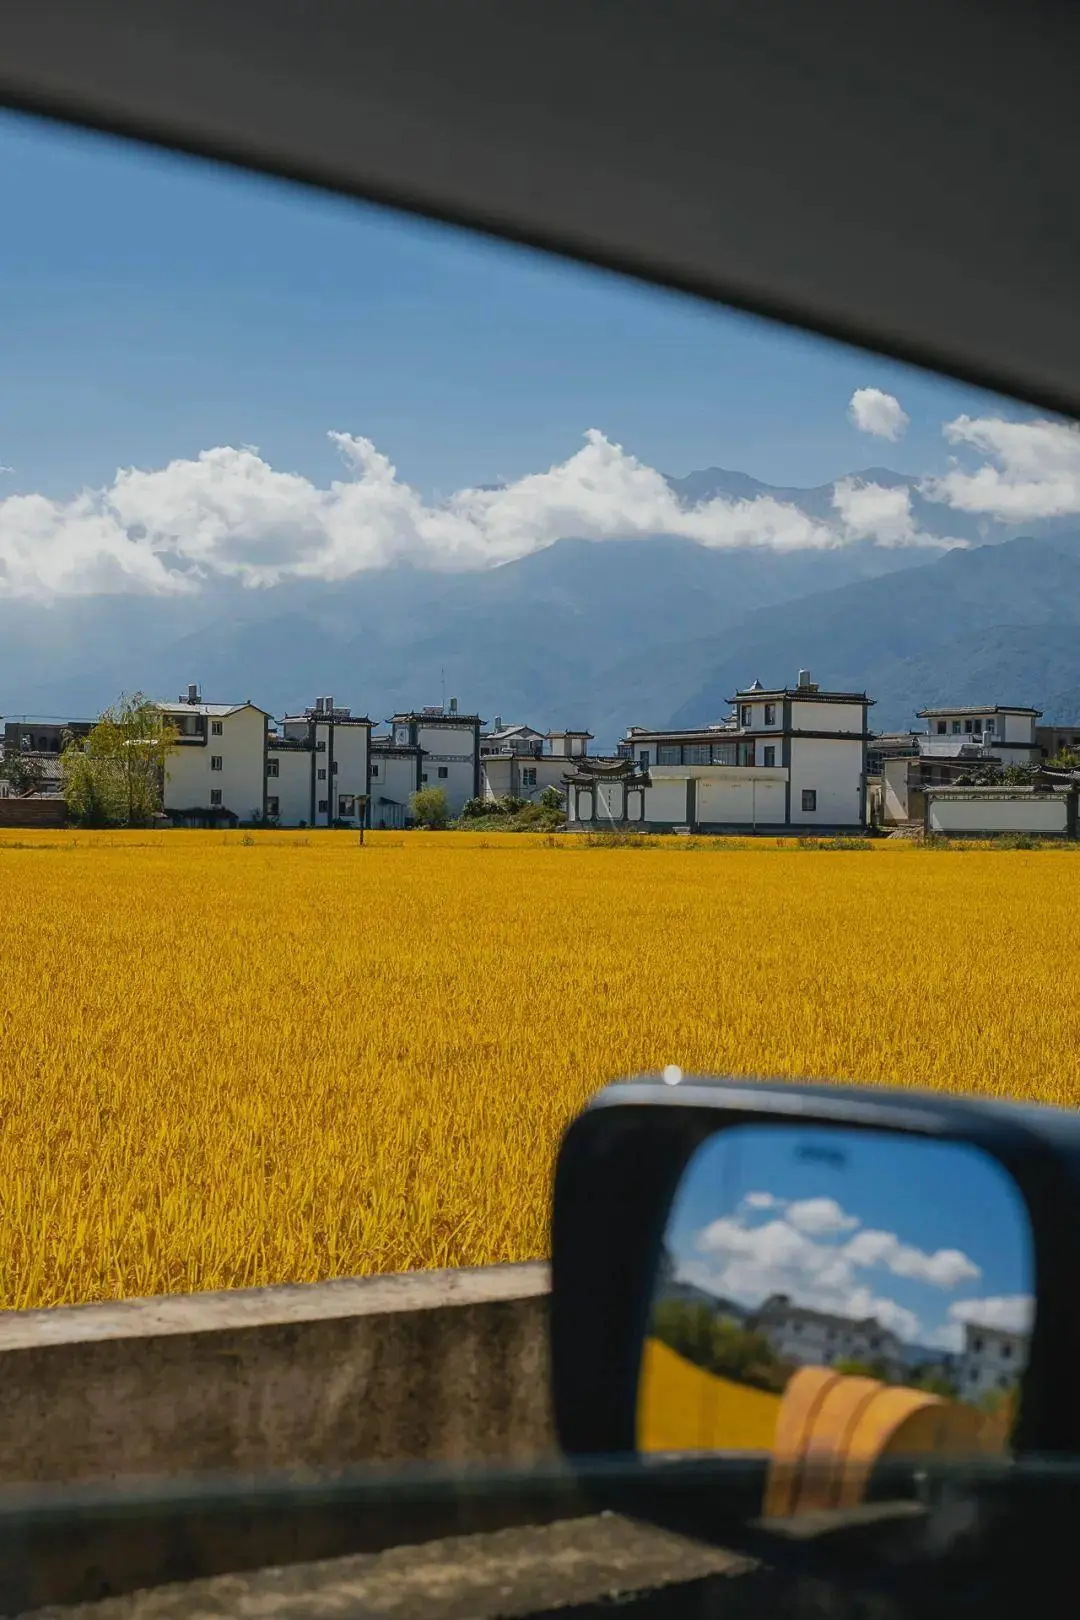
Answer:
750;1293;904;1381
956;1321;1027;1400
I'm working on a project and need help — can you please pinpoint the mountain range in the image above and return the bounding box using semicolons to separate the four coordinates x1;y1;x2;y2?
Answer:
3;464;1079;744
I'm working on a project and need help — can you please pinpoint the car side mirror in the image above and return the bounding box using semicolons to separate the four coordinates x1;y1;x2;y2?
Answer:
549;1075;1080;1593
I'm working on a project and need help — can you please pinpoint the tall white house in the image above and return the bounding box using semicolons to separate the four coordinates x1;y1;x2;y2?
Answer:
750;1294;905;1381
272;696;371;828
566;670;873;833
955;1320;1028;1401
156;686;272;827
388;702;483;814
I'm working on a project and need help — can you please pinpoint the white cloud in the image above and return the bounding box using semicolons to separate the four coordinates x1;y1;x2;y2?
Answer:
848;388;909;441
844;1228;980;1289
947;1294;1034;1335
0;429;859;602
923;414;1080;520
785;1196;859;1236
831;478;961;550
741;1191;782;1211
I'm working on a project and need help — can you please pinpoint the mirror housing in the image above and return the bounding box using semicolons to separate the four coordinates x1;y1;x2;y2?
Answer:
549;1075;1080;1585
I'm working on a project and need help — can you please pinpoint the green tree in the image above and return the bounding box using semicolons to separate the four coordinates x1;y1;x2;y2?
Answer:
0;748;48;797
540;785;564;810
650;1299;791;1394
409;785;451;829
834;1356;893;1383
61;693;178;827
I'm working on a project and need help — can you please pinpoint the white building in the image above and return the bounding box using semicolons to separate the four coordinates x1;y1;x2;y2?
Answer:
388;702;483;814
567;670;872;833
271;696;371;829
369;735;424;828
480;726;592;804
156;686;272;827
954;1320;1027;1402
916;705;1042;769
751;1294;905;1381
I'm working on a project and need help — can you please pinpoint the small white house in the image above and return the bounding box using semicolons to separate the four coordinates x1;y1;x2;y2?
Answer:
157;686;272;827
916;705;1042;768
480;727;593;804
955;1320;1027;1402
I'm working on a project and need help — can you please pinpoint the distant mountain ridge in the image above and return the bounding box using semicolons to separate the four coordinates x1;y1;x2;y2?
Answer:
1;462;1077;744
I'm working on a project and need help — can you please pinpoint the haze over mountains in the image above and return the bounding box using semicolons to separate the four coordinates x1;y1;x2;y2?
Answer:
3;459;1078;744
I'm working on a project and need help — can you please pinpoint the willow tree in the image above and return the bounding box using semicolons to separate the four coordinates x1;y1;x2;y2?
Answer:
62;694;178;827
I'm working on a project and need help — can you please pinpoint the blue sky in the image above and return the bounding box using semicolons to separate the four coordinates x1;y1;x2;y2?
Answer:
663;1124;1033;1351
0;107;1018;505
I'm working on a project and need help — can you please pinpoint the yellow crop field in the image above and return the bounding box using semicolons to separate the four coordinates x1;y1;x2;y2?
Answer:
0;829;1077;1310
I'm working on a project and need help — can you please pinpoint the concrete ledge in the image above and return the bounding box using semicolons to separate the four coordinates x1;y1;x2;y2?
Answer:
0;1263;554;1487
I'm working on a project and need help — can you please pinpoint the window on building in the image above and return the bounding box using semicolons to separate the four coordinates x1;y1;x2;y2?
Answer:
332;761;339;774
210;789;222;806
951;720;961;734
266;758;279;778
740;704;752;727
802;788;817;811
986;719;996;734
421;773;428;783
317;767;326;780
763;745;776;767
711;742;737;765
964;719;974;734
973;1336;984;1353
638;749;650;768
684;744;710;764
657;745;681;765
210;755;223;771
316;740;326;751
764;703;777;725
1002;1343;1012;1359
318;799;328;813
522;767;537;788
371;763;380;778
211;720;223;736
738;742;755;767
338;795;355;817
437;766;449;779
266;796;279;817
936;720;947;735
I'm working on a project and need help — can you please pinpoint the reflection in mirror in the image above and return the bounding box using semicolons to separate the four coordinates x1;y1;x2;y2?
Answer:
638;1124;1033;1519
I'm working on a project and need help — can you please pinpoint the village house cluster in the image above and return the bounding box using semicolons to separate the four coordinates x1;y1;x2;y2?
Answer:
2;669;1078;835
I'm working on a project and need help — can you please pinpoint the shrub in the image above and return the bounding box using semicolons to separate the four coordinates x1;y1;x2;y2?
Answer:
409;786;451;829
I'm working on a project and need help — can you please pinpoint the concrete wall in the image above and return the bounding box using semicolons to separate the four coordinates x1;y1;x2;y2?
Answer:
164;707;267;824
0;1264;564;1609
0;1263;554;1489
789;737;864;826
928;793;1069;835
267;746;311;826
695;770;786;826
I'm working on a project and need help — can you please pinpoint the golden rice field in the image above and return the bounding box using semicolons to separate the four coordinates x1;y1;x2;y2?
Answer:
1;828;1077;1310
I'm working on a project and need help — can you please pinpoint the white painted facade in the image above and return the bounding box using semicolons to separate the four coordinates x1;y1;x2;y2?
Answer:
390;709;482;814
955;1321;1027;1401
926;787;1072;837
275;698;371;827
752;1295;904;1380
590;674;871;833
157;696;270;825
917;706;1041;768
369;743;422;828
481;728;592;804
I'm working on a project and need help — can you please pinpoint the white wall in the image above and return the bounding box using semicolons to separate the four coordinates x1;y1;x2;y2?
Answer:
1001;711;1036;745
163;706;266;822
791;698;864;734
789;737;864;826
735;700;783;730
370;753;419;826
695;770;786;826
481;755;566;803
928;794;1067;835
882;758;911;823
642;777;689;824
267;748;311;826
415;722;477;813
327;722;369;825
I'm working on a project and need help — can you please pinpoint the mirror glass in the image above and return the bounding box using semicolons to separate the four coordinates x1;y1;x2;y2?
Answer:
638;1124;1034;1516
